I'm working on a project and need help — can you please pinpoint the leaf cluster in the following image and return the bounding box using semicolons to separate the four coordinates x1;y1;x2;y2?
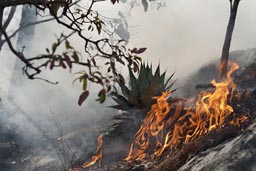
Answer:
111;63;175;112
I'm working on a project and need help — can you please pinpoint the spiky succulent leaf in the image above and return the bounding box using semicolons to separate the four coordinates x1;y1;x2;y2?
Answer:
129;69;139;97
111;62;176;113
160;71;167;86
127;94;141;108
112;95;131;107
110;104;130;110
118;79;130;97
141;82;156;108
164;72;175;89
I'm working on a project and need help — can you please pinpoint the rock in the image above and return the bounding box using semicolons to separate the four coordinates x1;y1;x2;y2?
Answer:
170;48;256;171
178;48;256;98
178;122;256;171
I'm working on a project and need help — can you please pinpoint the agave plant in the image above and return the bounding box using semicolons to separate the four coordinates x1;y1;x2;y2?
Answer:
102;63;176;161
111;63;176;113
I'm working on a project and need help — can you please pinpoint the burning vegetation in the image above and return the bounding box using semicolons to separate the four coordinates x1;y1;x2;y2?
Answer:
71;61;253;171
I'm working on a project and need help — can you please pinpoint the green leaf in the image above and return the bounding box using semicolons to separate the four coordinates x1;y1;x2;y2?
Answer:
82;78;87;91
72;52;79;62
52;43;57;52
65;40;73;49
96;89;106;103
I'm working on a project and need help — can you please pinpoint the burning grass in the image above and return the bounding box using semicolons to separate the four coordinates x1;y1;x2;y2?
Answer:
72;61;255;171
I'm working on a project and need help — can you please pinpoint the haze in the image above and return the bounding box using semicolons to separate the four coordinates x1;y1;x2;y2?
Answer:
0;0;256;132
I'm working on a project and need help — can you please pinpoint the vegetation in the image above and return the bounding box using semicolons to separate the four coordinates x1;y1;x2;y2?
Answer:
0;0;164;105
111;63;175;112
0;0;243;105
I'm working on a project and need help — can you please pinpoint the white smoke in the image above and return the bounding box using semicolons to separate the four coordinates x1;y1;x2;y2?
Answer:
1;0;256;170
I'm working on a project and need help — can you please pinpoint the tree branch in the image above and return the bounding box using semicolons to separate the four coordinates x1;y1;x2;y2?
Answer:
0;0;69;9
2;7;16;30
0;25;41;78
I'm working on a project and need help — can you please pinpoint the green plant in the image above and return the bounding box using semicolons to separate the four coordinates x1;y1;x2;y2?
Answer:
111;63;176;113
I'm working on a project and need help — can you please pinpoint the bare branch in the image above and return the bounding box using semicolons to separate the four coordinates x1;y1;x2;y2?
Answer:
0;25;41;78
8;17;55;42
2;7;16;30
0;0;144;104
0;0;69;9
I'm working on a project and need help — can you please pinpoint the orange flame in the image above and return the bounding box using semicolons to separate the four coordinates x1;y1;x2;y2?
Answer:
185;62;239;143
82;134;103;168
230;115;248;127
80;62;248;168
124;91;172;161
124;62;247;162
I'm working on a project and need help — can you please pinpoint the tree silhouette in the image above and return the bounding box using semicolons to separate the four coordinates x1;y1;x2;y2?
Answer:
219;0;241;78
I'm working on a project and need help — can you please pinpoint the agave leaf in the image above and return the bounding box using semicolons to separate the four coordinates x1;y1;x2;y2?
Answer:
143;63;151;81
111;62;176;113
109;104;131;110
112;113;133;120
137;64;144;88
164;72;175;89
154;64;161;77
137;64;152;95
141;84;155;108
160;71;167;87
147;64;153;81
112;95;131;106
118;81;130;97
129;69;139;97
127;94;141;108
166;79;177;90
151;70;161;95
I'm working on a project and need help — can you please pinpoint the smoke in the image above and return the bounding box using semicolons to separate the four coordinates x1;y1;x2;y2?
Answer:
127;0;256;78
1;0;256;170
0;5;117;170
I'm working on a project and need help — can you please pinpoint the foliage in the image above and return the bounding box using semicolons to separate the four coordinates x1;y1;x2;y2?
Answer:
111;62;176;112
0;0;157;105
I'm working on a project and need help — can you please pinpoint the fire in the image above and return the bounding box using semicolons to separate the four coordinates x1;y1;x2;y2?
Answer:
185;62;239;142
124;91;172;161
124;62;247;162
229;115;248;127
82;134;103;169
79;62;248;169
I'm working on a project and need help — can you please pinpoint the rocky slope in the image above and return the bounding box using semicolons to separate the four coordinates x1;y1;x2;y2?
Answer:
174;48;256;171
178;121;256;171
